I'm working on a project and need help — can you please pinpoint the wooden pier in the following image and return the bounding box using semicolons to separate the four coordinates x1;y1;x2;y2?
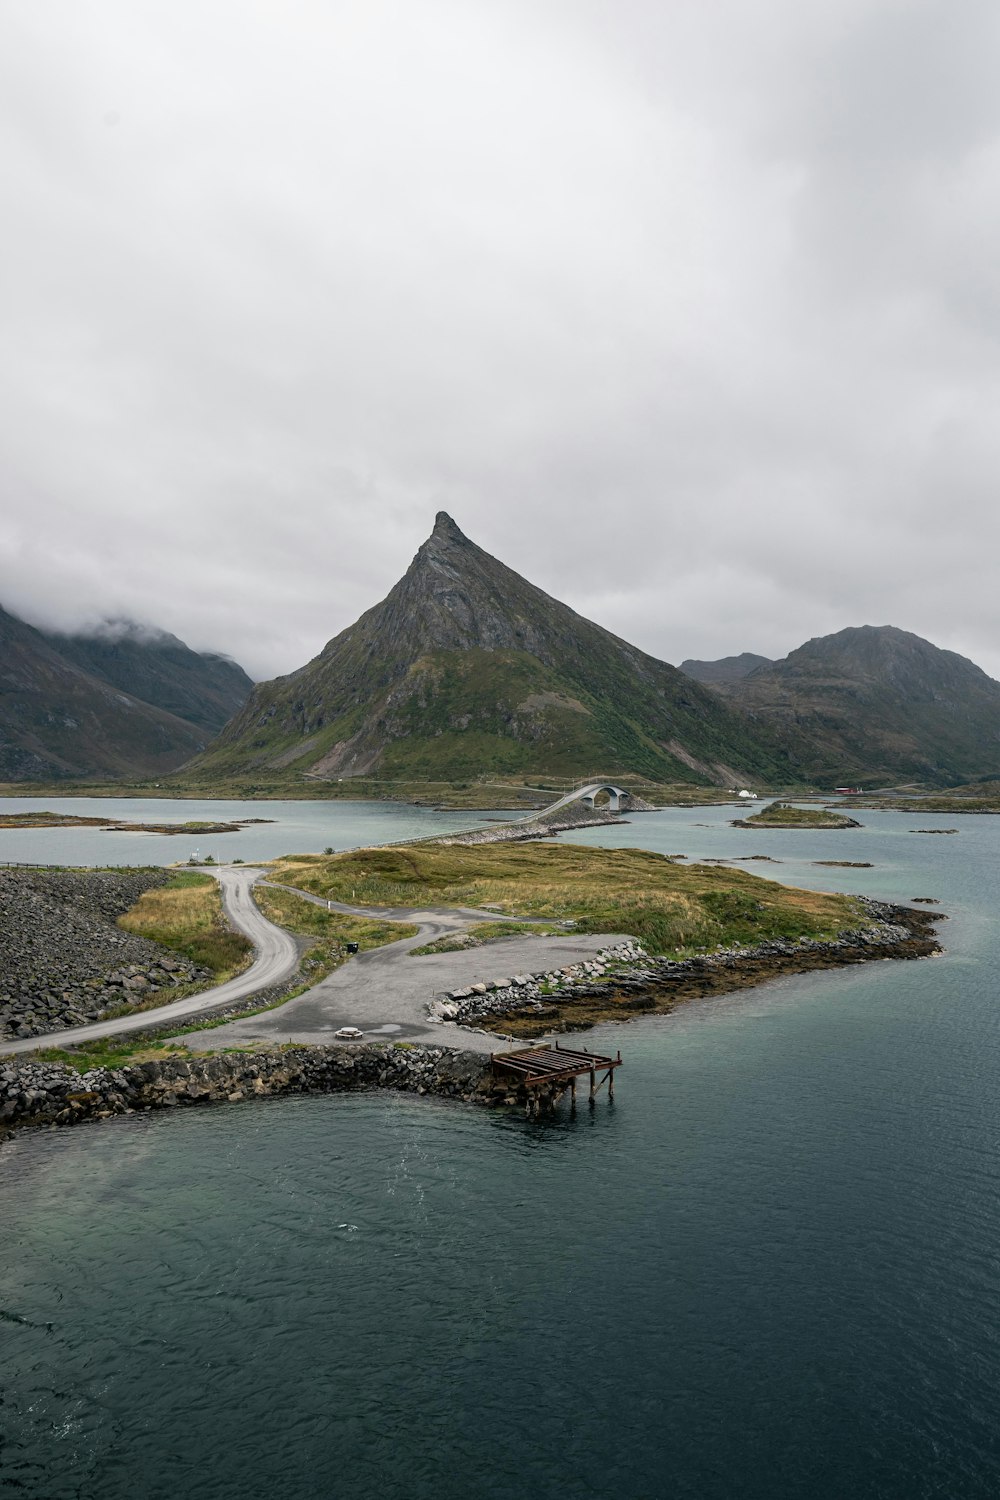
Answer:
491;1042;622;1115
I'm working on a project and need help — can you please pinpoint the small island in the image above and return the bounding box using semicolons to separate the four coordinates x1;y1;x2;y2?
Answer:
0;811;273;835
732;802;862;830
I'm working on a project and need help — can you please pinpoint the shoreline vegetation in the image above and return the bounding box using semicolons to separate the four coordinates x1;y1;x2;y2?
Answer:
732;802;863;830
2;772;1000;818
266;842;869;953
0;811;274;834
447;899;941;1036
837;780;1000;814
262;843;943;1036
0;887;945;1143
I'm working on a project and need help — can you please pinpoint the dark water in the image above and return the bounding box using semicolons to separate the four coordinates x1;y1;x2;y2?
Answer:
4;807;1000;1498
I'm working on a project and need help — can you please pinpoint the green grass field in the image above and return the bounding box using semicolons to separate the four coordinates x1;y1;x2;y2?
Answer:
253;885;417;980
270;842;867;957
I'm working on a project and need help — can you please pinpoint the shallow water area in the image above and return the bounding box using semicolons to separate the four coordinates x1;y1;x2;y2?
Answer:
0;794;510;866
4;802;1000;1497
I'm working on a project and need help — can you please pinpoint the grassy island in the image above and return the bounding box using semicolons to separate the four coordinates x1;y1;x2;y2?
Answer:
847;782;1000;814
733;802;862;830
263;842;928;1036
268;842;868;957
0;811;273;835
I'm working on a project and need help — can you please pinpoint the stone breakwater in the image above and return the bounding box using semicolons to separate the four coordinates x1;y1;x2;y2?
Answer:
431;940;648;1025
0;870;212;1043
0;1045;495;1143
437;899;944;1034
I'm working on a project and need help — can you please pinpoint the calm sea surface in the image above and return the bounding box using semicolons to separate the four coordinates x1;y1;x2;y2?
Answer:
0;795;508;866
3;802;1000;1498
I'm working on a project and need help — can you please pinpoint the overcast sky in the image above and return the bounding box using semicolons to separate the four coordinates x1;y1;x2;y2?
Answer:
3;0;1000;682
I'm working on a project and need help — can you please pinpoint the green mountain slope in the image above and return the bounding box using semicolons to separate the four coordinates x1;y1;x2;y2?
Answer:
187;513;795;786
716;625;1000;786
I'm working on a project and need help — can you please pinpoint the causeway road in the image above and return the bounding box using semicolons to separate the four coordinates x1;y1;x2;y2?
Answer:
1;867;300;1058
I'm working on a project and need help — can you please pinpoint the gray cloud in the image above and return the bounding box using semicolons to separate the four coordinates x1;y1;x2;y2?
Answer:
1;0;999;681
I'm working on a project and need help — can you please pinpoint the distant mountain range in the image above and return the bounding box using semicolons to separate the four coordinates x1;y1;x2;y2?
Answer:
184;520;1000;790
186;513;795;787
680;653;773;685
44;619;252;735
0;607;253;781
692;626;1000;786
6;521;1000;790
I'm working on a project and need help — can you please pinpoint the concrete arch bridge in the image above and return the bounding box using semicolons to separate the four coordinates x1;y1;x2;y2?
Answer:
535;782;630;817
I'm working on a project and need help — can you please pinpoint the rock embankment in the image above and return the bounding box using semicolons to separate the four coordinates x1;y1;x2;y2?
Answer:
436;899;943;1033
0;870;211;1042
440;805;625;847
0;1044;493;1140
431;940;647;1025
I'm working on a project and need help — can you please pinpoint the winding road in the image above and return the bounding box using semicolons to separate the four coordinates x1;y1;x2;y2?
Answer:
1;867;299;1058
3;864;625;1059
3;779;640;1059
181;885;625;1055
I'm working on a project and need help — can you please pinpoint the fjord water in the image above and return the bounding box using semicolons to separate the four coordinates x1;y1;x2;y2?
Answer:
0;794;500;865
4;806;1000;1498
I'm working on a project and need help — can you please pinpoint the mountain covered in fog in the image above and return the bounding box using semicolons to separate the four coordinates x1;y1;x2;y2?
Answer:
42;619;252;734
9;533;999;791
0;607;252;782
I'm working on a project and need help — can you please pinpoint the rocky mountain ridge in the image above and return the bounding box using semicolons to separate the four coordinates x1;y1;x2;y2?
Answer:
703;625;1000;785
188;513;795;786
680;652;773;684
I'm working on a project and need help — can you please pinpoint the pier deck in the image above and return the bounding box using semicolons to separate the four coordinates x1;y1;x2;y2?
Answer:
491;1042;622;1111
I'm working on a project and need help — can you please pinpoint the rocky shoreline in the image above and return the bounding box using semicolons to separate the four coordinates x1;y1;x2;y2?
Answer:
0;897;947;1150
0;870;212;1042
731;815;862;830
438;898;944;1036
0;1044;497;1145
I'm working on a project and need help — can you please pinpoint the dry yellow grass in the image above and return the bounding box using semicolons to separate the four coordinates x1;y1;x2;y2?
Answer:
269;843;865;956
118;871;253;977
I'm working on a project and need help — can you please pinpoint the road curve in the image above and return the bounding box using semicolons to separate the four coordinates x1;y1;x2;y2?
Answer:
1;867;300;1058
184;882;629;1055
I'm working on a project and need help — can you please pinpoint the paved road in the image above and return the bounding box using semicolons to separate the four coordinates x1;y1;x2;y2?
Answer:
182;887;629;1055
1;867;300;1058
3;869;626;1060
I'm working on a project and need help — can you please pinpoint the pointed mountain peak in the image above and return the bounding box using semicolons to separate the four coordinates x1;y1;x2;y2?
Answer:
430;510;468;545
408;510;476;578
192;508;796;787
